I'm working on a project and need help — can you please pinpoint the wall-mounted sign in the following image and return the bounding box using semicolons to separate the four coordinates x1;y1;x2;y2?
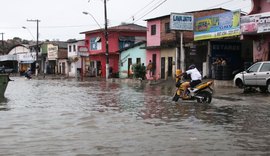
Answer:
241;12;270;34
194;10;241;41
17;53;36;62
48;44;58;60
78;46;89;57
170;13;194;31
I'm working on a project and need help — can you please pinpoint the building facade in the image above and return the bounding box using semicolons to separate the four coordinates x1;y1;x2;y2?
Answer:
118;42;146;78
67;40;89;78
145;8;229;80
81;24;146;78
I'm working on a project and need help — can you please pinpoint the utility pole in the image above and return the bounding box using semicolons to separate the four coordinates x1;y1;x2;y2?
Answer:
104;0;109;80
27;19;40;76
0;33;4;47
87;0;109;79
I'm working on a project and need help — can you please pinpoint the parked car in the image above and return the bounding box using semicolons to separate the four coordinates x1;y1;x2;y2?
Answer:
233;61;270;92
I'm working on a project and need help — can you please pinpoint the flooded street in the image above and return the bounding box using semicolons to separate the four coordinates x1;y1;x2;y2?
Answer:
1;76;270;156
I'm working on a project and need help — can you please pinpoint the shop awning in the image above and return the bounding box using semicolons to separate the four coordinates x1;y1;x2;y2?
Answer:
0;55;17;61
20;60;35;64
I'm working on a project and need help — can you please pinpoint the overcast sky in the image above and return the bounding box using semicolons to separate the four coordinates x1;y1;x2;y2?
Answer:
0;0;251;41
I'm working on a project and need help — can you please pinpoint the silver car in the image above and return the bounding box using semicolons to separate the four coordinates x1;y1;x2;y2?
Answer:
233;61;270;92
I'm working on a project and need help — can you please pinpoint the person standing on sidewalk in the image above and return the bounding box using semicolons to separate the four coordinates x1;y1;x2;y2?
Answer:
147;60;153;77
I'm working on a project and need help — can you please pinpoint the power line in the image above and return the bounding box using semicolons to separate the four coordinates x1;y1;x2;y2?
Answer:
134;0;168;23
207;0;251;11
41;25;97;29
207;0;234;9
0;25;97;30
124;0;159;22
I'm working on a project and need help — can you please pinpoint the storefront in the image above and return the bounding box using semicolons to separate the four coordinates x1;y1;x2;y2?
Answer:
194;10;253;79
47;44;58;74
17;53;36;74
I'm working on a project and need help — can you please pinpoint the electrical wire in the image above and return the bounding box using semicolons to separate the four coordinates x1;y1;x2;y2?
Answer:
124;0;159;22
207;0;251;12
207;0;234;9
134;0;168;23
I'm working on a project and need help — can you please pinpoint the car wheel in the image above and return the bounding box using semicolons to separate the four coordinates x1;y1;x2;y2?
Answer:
235;79;244;88
259;86;267;93
267;81;270;93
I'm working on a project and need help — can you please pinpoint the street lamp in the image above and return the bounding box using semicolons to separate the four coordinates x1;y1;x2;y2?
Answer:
26;19;40;76
22;26;35;40
82;11;102;29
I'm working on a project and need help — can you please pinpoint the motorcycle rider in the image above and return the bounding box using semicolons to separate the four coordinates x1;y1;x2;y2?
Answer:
177;64;202;99
25;67;32;79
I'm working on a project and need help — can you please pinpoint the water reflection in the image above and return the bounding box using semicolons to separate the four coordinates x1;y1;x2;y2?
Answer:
0;77;270;155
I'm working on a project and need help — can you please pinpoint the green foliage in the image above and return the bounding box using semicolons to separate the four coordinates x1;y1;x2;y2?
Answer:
132;63;146;80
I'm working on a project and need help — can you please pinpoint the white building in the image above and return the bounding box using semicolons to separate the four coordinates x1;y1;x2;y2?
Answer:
67;40;89;77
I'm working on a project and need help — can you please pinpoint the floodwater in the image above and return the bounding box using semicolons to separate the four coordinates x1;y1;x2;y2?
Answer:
1;76;270;156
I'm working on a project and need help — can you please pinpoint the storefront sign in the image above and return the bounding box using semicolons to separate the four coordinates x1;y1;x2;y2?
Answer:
0;55;17;61
48;44;58;60
241;12;270;34
194;10;241;41
78;46;89;57
17;53;36;62
170;13;194;31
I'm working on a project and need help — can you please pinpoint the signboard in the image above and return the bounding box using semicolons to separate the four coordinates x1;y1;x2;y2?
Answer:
78;46;89;57
194;10;241;41
0;55;17;61
170;13;194;31
241;12;270;34
17;53;36;62
47;44;58;60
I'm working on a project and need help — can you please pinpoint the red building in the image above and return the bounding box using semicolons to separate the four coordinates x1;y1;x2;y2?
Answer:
81;24;146;78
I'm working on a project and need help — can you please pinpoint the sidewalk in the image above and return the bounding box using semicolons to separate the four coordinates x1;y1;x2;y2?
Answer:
16;73;236;89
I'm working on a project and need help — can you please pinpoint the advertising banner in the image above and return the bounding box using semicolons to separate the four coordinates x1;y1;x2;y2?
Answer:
241;12;270;34
48;44;58;60
170;13;194;31
194;10;241;41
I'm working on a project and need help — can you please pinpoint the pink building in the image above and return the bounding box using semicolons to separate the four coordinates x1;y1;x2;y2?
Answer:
145;20;161;80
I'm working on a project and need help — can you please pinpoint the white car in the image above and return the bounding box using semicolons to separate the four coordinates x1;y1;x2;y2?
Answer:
233;61;270;92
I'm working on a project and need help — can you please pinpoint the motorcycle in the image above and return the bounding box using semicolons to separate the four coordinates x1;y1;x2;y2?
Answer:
172;76;214;103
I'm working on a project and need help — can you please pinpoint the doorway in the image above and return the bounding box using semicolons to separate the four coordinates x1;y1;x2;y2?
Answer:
97;61;102;77
152;54;156;76
168;57;173;78
128;58;132;78
161;57;165;79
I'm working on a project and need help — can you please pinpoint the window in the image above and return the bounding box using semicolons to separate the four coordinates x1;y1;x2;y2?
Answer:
260;63;270;72
68;45;72;52
90;37;102;50
165;22;170;33
73;45;76;52
248;63;261;72
136;58;141;64
151;25;156;35
119;36;135;49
